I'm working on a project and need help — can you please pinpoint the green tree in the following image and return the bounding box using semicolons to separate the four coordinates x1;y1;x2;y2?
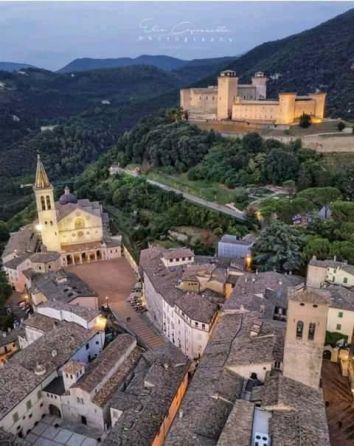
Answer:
331;201;354;222
303;237;332;260
299;113;311;128
0;271;12;307
337;121;345;132
252;220;305;272
335;168;354;200
263;149;299;184
331;241;354;264
0;220;9;242
297;187;342;208
242;133;264;154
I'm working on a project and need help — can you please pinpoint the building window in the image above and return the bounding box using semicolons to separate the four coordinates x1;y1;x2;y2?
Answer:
308;323;316;341
37;390;41;400
202;323;205;330
86;343;89;350
296;321;304;339
26;400;32;410
40;196;46;211
336;324;342;331
13;412;19;423
338;311;343;318
46;196;51;210
344;277;348;284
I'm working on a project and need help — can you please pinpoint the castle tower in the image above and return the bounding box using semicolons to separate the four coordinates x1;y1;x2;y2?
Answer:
283;289;329;388
309;92;327;120
277;92;296;125
217;70;238;120
33;155;61;251
252;72;267;99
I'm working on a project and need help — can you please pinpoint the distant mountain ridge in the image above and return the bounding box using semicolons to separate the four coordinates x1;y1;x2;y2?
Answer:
59;55;187;73
58;54;236;80
0;62;34;72
198;8;354;118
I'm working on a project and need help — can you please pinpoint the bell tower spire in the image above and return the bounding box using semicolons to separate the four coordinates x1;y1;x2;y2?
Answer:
33;154;60;251
35;154;51;189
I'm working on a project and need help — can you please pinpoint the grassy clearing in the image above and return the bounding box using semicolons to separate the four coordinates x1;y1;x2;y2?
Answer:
322;152;354;171
146;170;236;205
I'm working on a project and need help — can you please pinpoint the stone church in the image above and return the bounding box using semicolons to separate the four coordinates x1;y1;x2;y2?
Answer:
2;156;121;291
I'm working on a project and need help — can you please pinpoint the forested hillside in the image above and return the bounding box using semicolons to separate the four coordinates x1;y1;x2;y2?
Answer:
0;65;180;220
75;112;354;266
199;8;354;118
108;113;336;190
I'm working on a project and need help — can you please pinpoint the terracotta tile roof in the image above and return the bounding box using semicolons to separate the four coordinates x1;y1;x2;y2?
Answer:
73;334;136;394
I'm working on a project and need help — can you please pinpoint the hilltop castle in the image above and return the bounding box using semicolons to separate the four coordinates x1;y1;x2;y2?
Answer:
180;70;326;125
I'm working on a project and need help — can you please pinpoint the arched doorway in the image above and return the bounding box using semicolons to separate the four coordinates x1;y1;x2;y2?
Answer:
82;252;88;263
66;255;73;265
49;404;61;418
96;250;102;260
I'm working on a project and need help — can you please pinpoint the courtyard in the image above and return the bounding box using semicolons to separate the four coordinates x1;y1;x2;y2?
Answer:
67;258;165;350
25;415;100;446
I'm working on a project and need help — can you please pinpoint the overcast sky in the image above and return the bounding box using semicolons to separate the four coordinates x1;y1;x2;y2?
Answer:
0;1;353;70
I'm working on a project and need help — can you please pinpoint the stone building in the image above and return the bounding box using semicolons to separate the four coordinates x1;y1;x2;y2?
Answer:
103;345;189;446
283;289;329;389
180;70;326;125
166;287;330;446
139;247;238;359
0;314;105;438
307;256;354;288
2;156;122;292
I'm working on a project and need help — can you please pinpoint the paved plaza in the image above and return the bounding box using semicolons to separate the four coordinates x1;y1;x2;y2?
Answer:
67;258;165;349
25;416;100;446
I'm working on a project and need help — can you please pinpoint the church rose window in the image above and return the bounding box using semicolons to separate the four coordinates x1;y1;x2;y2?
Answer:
75;218;85;230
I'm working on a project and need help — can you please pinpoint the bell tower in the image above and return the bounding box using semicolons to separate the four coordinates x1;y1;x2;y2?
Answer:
33;155;61;251
283;289;329;389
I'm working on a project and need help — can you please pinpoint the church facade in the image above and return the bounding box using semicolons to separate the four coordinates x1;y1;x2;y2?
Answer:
180;70;326;125
2;156;121;291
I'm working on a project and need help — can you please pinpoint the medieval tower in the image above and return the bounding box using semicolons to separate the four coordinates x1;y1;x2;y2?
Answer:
217;70;238;120
252;72;267;99
283;289;329;388
33;155;61;251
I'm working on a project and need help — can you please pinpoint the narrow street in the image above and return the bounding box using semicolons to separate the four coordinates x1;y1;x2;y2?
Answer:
67;259;165;350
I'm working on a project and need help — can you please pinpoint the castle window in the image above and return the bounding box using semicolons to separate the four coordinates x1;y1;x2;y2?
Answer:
308;323;316;341
46;196;51;210
336;324;342;331
344;277;348;284
40;196;46;211
338;311;343;318
296;321;304;339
